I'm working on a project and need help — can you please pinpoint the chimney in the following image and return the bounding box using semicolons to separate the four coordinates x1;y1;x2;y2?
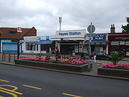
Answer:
110;24;115;33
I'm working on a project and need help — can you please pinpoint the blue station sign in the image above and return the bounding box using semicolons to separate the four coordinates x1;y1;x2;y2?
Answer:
92;34;106;40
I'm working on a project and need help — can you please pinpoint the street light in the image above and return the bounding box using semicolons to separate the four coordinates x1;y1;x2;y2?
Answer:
58;17;62;53
59;17;62;32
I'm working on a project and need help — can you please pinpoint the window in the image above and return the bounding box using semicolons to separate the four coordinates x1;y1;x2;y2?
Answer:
26;42;38;51
9;31;17;34
119;41;125;45
126;41;129;45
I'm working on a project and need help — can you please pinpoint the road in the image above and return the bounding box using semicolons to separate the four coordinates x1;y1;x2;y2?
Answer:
0;63;129;97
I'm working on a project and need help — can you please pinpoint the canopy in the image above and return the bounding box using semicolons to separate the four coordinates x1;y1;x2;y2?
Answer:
37;40;53;45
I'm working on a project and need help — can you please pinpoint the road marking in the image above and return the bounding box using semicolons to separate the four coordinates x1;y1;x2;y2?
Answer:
0;79;10;82
62;93;83;97
0;85;23;97
22;84;42;90
0;89;19;97
0;96;4;97
0;85;18;91
0;87;22;95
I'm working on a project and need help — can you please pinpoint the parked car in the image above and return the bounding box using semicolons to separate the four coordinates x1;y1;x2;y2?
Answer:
96;53;110;60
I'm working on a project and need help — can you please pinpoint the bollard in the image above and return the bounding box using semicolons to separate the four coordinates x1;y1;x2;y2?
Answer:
8;53;11;62
14;53;15;60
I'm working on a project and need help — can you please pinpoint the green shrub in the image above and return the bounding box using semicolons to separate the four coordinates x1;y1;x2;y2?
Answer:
109;51;124;65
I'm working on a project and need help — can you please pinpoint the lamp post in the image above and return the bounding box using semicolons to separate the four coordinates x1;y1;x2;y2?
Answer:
58;17;62;53
59;17;62;32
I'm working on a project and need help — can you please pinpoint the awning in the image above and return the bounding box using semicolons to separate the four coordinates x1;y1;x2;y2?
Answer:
37;40;53;45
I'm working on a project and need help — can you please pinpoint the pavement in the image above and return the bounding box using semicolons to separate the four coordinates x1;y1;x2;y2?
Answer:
0;56;129;81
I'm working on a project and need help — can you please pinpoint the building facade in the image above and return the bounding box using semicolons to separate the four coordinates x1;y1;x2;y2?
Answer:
85;33;108;54
0;27;37;53
22;36;55;54
108;33;129;56
52;29;86;54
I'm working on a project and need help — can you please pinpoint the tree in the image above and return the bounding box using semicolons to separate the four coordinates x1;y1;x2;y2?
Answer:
109;51;124;65
122;17;129;33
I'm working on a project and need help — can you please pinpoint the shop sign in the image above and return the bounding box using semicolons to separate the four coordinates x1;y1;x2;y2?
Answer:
17;27;22;32
115;37;129;40
111;41;119;45
92;34;106;40
1;40;11;42
24;36;41;41
63;37;70;40
59;32;81;36
91;41;106;45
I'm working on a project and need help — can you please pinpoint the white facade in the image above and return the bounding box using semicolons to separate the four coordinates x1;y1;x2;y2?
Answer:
52;29;87;54
22;36;54;54
22;36;40;53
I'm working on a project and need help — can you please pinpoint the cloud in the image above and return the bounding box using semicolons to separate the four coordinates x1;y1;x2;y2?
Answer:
0;0;129;36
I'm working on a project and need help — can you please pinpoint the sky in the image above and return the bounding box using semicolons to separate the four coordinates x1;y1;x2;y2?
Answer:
0;0;129;36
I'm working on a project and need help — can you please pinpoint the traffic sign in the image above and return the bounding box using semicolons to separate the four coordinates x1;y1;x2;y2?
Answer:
87;23;95;33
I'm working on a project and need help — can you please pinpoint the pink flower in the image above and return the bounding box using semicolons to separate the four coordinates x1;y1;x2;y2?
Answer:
102;64;129;70
20;58;87;65
68;60;87;65
125;67;129;69
49;59;57;62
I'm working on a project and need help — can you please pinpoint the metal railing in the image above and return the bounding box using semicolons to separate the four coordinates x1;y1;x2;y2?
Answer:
0;52;90;63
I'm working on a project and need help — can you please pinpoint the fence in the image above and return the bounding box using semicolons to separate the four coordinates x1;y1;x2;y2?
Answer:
0;53;89;63
0;53;37;63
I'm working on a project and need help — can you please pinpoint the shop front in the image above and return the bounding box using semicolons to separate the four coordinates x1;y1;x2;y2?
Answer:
108;33;129;56
23;36;55;54
85;33;108;54
60;41;82;54
53;29;86;55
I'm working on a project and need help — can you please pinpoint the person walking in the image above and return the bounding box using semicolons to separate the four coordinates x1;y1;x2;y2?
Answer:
55;47;60;59
93;53;96;62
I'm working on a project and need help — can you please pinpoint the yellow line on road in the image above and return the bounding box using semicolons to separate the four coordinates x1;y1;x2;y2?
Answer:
0;85;18;91
62;93;83;97
0;96;4;97
0;87;22;95
0;79;10;82
22;84;42;90
0;89;20;97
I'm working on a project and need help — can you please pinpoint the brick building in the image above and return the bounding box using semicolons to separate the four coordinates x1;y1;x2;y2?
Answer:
0;27;37;53
108;25;129;56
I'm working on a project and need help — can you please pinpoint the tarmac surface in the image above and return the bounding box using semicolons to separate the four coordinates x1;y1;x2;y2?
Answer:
1;63;129;97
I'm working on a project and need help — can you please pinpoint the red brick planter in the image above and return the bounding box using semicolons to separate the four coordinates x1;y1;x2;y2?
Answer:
15;59;92;72
98;67;129;78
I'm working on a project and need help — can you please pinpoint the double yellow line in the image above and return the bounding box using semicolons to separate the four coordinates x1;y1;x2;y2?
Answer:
0;85;23;97
0;79;10;83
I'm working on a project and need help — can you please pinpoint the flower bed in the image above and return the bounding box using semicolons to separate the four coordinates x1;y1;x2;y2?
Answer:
97;64;129;78
102;64;129;70
15;57;92;72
